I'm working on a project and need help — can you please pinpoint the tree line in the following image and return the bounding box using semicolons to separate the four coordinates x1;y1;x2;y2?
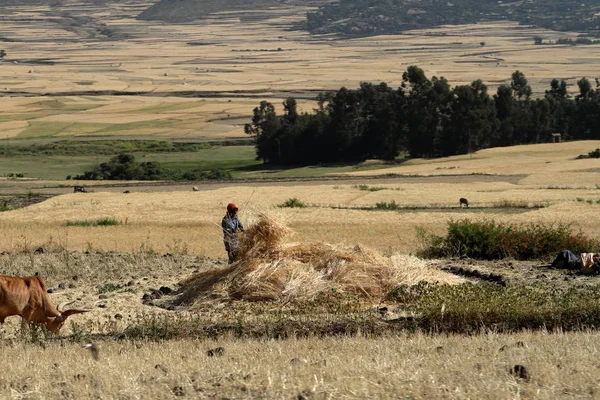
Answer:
244;66;600;164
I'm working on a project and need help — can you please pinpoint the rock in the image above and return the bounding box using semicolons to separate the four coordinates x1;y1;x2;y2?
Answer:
290;357;308;365
435;346;444;353
58;283;67;290
155;364;168;374
172;386;185;397
47;288;55;294
97;303;107;308
510;364;530;381
34;247;46;254
297;389;313;400
126;280;135;286
98;294;108;300
159;286;173;295
114;313;123;320
206;347;226;357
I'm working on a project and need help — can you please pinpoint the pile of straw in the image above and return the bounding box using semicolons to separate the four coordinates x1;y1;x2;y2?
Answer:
177;214;462;304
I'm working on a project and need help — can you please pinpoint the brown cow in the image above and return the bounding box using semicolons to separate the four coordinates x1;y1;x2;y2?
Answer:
0;275;88;333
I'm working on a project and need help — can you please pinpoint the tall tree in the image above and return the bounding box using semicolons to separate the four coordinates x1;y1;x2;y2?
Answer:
442;80;498;155
511;70;532;100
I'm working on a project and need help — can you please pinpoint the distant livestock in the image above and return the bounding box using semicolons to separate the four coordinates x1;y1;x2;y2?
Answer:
74;186;87;193
459;198;469;208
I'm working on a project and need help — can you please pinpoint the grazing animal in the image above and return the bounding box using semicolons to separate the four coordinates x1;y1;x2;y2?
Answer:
0;275;88;333
459;198;469;208
73;186;87;193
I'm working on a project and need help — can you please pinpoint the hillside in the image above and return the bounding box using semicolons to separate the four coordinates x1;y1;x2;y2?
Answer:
138;0;285;22
307;0;600;37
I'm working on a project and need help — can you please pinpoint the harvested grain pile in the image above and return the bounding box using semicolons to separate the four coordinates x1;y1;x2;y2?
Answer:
177;214;463;304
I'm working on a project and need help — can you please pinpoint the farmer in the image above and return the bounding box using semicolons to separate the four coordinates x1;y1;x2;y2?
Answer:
222;203;244;263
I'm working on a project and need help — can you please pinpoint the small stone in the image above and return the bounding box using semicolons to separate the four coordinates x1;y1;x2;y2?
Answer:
510;364;530;381
58;282;67;289
155;364;168;374
47;288;55;294
172;386;185;397
114;313;123;320
290;357;308;365
159;286;172;295
206;347;225;357
98;294;108;300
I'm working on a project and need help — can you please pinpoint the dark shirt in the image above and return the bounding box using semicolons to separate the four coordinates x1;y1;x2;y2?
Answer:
222;213;244;246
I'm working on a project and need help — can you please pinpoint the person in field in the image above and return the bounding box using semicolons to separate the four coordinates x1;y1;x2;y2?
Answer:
222;203;244;263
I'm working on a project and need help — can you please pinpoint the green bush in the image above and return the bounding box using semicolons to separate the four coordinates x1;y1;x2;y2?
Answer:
375;200;399;210
356;184;385;192
278;198;307;208
67;217;121;227
418;219;599;260
74;153;233;181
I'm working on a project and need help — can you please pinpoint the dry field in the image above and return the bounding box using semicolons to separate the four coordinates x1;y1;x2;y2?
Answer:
1;141;598;257
2;332;600;399
0;1;599;140
1;3;600;398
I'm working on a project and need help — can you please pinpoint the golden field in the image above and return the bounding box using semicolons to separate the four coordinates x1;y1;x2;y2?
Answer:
2;332;600;399
1;3;600;398
0;1;599;140
1;141;598;257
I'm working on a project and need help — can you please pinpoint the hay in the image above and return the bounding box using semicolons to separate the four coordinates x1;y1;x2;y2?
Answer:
178;214;462;304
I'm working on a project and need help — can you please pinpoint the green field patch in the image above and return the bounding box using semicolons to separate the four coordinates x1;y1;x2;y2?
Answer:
81;96;108;102
18;122;74;138
0;114;39;123
147;145;260;172
0;154;98;179
97;119;175;134
59;122;109;135
136;101;205;113
75;81;95;86
62;103;105;112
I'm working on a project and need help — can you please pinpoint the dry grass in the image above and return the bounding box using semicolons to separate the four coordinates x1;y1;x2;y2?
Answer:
176;214;464;304
2;332;600;399
1;139;599;258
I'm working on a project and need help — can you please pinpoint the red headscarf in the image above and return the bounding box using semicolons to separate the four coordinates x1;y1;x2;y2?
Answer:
227;203;238;212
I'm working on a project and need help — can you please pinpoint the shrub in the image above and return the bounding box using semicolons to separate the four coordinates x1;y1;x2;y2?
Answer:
356;184;385;192
67;217;121;227
418;219;600;260
278;198;307;208
375;200;399;210
98;283;124;293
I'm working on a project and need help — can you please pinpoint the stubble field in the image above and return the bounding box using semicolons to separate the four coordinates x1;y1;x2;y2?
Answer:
1;1;600;398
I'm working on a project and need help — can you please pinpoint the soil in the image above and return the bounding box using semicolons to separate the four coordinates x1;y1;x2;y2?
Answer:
432;258;598;289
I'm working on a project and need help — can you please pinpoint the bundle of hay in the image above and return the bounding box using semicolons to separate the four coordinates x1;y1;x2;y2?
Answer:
177;214;462;305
